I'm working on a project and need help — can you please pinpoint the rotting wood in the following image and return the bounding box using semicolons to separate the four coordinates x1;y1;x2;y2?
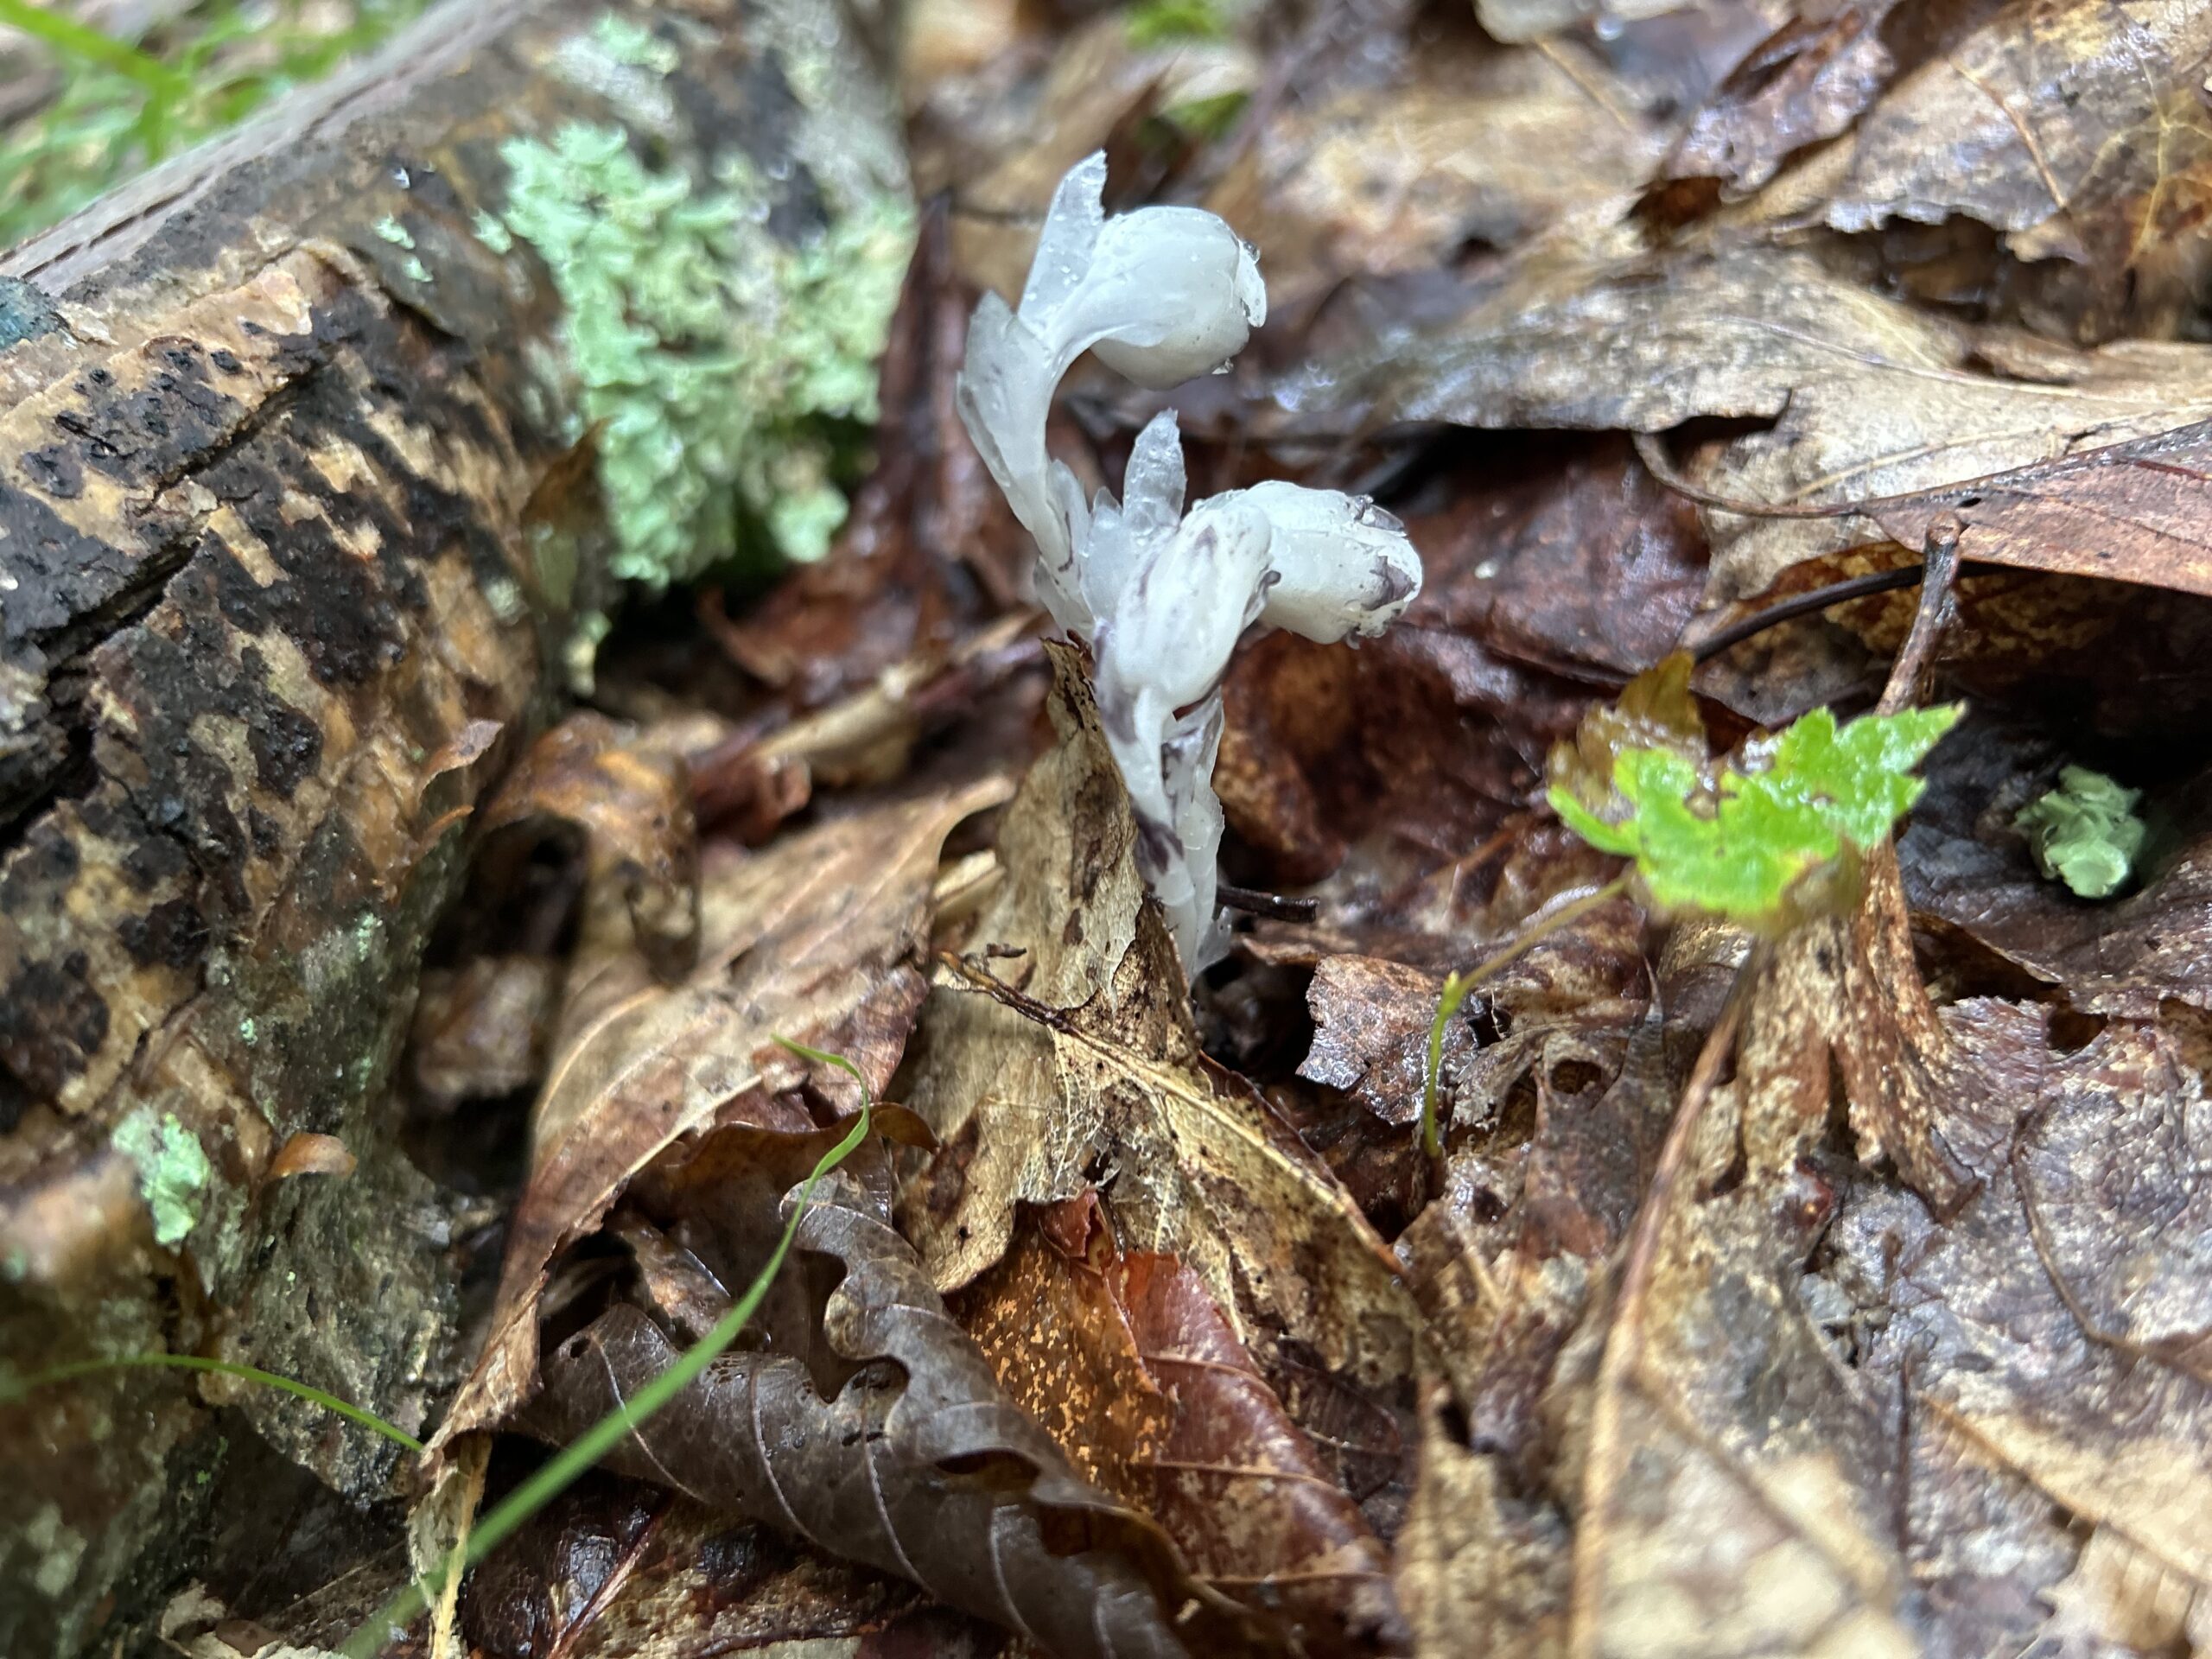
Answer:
0;1;907;1651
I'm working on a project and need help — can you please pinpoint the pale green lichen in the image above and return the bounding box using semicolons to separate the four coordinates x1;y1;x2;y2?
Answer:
2016;765;2145;899
401;254;433;284
590;10;678;73
23;1503;86;1599
372;213;416;250
112;1112;211;1249
470;207;514;254
494;72;912;585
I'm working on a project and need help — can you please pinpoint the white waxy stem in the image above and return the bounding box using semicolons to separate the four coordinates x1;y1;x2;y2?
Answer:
957;156;1422;977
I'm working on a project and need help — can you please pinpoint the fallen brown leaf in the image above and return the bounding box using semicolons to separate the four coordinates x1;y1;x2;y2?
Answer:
1395;1386;1568;1659
897;647;1420;1394
960;1191;1406;1656
459;1471;1004;1659
1820;1007;2212;1649
1663;4;1904;196
435;766;1007;1451
524;1145;1227;1659
1272;243;2212;603
1733;0;2212;341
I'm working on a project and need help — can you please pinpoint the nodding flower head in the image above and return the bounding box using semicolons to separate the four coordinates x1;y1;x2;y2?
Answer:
956;158;1423;977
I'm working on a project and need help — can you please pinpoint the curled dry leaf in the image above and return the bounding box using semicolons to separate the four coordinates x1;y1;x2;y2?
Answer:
523;1155;1227;1659
474;712;701;983
1663;3;1903;195
435;772;1009;1452
1735;0;2212;340
897;646;1419;1392
460;1474;1001;1659
960;1192;1406;1656
1277;243;2212;604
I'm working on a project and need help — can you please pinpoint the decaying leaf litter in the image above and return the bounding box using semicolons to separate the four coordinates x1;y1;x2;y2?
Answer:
16;0;2212;1655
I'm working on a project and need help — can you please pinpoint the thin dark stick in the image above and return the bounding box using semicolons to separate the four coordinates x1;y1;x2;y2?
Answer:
1688;565;1929;662
1217;882;1320;922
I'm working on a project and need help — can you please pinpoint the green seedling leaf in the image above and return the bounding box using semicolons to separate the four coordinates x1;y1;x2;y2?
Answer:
1128;0;1227;46
1421;969;1474;1162
2015;765;2145;899
1550;695;1960;927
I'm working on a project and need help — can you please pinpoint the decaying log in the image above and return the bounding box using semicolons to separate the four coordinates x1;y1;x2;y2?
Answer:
0;1;906;1650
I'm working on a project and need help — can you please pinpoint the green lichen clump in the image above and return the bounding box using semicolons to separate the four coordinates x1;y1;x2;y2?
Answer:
2016;766;2144;899
112;1111;211;1249
494;114;913;587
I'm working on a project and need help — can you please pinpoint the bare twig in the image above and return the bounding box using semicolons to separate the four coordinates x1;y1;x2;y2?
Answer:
1568;947;1762;1659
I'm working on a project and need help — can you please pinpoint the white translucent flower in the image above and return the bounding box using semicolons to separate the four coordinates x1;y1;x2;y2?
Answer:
957;153;1264;635
957;158;1424;979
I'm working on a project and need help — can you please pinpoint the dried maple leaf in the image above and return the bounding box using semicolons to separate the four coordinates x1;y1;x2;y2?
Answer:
522;1151;1229;1659
435;769;1008;1451
897;646;1419;1392
960;1192;1406;1656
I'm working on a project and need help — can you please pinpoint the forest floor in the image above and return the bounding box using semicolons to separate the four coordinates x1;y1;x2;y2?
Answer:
14;1;2212;1656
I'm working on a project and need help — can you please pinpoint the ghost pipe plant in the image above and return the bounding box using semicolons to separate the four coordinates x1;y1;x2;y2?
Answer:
957;154;1424;973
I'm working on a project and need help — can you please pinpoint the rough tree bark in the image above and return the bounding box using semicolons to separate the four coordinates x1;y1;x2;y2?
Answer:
0;1;905;1651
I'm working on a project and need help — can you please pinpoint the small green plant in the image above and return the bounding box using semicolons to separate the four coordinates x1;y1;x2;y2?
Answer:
1127;0;1227;47
340;1034;877;1657
1419;656;1957;1159
2015;765;2143;899
1547;658;1958;926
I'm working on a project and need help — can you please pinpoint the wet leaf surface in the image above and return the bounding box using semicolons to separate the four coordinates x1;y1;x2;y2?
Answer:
520;1147;1224;1659
897;648;1421;1395
959;1191;1405;1655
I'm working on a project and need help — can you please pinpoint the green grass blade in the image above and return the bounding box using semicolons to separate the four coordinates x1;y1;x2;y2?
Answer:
1;1353;423;1453
0;0;188;100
